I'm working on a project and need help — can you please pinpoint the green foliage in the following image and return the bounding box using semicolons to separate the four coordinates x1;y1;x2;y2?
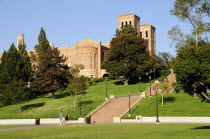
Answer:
69;64;84;77
173;43;210;97
0;43;32;108
31;28;70;98
103;34;155;85
93;78;100;83
170;0;210;47
158;52;173;70
67;77;87;96
116;25;138;36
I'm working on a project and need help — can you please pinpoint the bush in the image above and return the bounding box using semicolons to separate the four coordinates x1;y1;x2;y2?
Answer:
173;83;182;93
93;78;100;83
80;76;90;82
88;80;93;85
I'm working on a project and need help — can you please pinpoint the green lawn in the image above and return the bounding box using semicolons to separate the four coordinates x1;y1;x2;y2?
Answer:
127;91;210;117
0;79;152;119
0;124;210;139
0;125;32;129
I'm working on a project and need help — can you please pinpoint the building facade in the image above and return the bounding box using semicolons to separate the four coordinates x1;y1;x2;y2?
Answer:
0;13;156;78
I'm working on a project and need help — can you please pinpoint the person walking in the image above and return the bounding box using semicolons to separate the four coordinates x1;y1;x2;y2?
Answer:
58;111;63;125
64;112;69;125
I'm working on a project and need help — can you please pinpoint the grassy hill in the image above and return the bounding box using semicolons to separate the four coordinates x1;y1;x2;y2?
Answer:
125;91;210;118
0;79;151;119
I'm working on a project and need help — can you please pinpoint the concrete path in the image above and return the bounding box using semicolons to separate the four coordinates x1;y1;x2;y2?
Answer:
90;95;142;124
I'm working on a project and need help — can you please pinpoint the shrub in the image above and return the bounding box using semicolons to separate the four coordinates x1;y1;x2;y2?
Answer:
93;78;100;83
88;80;93;85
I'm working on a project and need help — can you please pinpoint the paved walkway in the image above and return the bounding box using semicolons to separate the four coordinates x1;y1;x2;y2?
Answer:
90;95;142;123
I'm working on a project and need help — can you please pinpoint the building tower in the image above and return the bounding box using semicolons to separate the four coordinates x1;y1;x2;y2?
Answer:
118;13;156;55
17;34;24;48
140;24;156;55
118;13;140;35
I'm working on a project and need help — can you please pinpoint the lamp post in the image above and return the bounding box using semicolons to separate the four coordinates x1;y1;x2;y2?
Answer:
139;76;141;93
105;77;108;100
128;92;131;116
149;76;152;96
155;88;160;123
79;95;82;117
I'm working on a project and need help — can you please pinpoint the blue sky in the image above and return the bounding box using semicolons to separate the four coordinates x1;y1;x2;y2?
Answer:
0;0;192;56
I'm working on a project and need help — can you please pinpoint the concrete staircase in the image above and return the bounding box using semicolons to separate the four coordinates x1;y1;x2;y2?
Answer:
88;73;176;124
90;95;142;124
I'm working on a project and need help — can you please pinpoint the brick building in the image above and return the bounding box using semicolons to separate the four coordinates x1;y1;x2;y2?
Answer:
0;13;156;78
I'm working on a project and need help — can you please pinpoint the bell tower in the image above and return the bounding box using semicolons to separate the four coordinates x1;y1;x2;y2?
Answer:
118;13;140;35
17;34;24;48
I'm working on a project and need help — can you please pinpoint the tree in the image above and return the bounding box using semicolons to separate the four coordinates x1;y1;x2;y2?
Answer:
168;25;209;51
116;25;138;36
67;77;87;109
173;43;210;97
170;0;210;47
0;44;32;108
31;28;70;98
69;64;84;77
158;52;173;70
3;80;31;112
103;34;155;85
154;81;170;106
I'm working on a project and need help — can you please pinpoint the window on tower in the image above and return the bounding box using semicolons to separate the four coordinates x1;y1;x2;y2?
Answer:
146;31;148;37
130;21;131;25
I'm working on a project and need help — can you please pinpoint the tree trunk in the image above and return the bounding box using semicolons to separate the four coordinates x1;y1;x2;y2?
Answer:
162;94;164;106
74;99;76;109
19;104;21;112
124;78;129;85
195;32;198;46
52;92;55;99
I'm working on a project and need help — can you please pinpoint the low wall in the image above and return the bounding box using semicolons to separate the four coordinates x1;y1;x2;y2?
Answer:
116;116;210;123
0;118;85;125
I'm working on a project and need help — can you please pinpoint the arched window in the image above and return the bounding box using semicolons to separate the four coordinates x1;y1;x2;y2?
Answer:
126;21;128;25
129;21;131;25
122;22;124;27
146;31;148;37
140;32;142;37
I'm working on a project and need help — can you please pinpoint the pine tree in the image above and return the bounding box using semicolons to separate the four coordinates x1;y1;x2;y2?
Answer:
32;28;70;98
0;43;32;109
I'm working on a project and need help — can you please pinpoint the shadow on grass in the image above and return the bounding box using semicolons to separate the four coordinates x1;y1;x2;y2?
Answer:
21;102;45;110
164;96;176;103
193;126;210;129
79;101;94;106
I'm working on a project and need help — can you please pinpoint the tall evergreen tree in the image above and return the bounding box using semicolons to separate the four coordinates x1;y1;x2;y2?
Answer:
32;28;70;98
0;44;32;109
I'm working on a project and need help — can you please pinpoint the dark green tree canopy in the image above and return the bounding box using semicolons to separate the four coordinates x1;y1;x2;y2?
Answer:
32;28;70;98
116;25;138;36
0;43;32;106
173;43;210;97
35;28;50;54
103;34;155;85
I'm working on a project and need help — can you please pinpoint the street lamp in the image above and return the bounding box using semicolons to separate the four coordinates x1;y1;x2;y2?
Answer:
149;76;152;96
128;92;131;116
105;77;108;100
79;95;82;117
155;88;161;123
139;76;141;93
